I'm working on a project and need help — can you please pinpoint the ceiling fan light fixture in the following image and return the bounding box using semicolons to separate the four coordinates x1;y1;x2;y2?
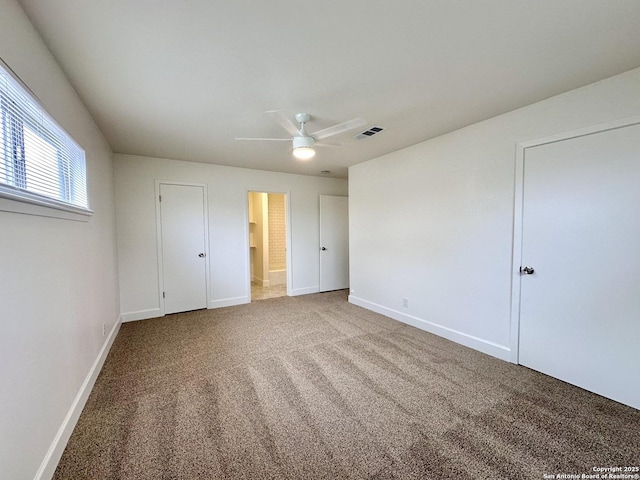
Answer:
293;146;316;160
292;135;316;160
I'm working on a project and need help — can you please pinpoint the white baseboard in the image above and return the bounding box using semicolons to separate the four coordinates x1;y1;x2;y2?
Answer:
348;295;511;362
291;286;320;296
122;298;251;320
122;308;162;322
34;315;122;480
209;296;249;309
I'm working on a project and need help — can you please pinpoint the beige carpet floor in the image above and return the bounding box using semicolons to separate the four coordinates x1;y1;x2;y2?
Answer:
54;290;639;479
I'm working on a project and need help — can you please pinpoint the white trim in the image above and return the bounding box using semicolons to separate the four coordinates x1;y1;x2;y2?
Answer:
209;296;249;309
121;308;162;322
510;115;640;363
318;194;325;291
0;60;91;218
245;189;292;301
508;142;526;364
0;194;92;222
285;193;293;297
349;295;511;362
155;180;210;317
318;195;349;292
291;286;320;296
154;181;166;317
34;315;121;480
245;192;252;299
201;185;211;309
517;115;640;150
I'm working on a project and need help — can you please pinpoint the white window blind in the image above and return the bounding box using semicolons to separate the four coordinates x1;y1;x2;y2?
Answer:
0;61;89;213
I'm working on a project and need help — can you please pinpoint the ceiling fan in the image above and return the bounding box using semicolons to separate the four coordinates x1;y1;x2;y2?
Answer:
236;111;366;160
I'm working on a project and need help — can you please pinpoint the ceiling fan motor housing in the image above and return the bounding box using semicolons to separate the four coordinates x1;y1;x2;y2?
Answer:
293;135;315;149
295;112;311;124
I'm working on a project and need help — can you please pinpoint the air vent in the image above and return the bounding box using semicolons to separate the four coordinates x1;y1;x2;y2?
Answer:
354;126;384;140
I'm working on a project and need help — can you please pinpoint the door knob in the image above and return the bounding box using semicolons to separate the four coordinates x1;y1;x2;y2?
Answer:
321;247;327;251
198;253;206;258
520;266;534;275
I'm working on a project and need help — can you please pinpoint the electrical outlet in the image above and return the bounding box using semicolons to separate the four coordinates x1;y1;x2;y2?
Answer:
402;297;409;308
102;323;106;336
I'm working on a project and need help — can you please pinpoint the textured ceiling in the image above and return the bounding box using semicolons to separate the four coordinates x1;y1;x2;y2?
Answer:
17;0;640;178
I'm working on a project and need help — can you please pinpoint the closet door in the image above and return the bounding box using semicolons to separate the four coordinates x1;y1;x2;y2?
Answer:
519;123;640;409
160;183;207;314
319;195;349;291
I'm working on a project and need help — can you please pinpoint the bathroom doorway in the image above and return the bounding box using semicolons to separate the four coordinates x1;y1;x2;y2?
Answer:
248;191;288;301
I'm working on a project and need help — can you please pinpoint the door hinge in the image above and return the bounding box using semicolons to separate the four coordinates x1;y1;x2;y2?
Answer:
163;291;165;298
159;195;162;202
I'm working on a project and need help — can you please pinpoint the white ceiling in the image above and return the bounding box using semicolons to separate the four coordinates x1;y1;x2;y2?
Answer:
17;0;640;178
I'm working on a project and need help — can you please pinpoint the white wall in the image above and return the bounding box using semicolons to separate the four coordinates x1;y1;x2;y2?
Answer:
115;154;347;320
0;1;120;479
349;67;640;361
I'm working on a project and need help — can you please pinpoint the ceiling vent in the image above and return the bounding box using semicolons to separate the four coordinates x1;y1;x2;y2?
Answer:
354;126;384;140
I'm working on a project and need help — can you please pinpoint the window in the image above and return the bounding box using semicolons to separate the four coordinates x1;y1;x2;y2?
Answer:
0;61;90;215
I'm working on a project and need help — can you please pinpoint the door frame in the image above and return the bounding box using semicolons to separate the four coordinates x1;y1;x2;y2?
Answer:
319;194;349;292
509;115;640;363
245;189;292;300
155;180;210;316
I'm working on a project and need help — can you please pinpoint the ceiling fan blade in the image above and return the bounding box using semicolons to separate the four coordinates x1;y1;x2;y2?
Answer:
311;118;366;140
316;141;341;148
266;110;300;136
235;137;290;141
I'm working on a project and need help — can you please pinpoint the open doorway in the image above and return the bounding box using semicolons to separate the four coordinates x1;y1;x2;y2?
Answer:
248;191;288;301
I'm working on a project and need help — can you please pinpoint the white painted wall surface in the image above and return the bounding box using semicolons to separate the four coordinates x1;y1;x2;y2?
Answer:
0;2;120;479
115;154;347;320
349;67;640;361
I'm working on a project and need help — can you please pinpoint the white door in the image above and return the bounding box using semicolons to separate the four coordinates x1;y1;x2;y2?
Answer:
319;195;349;292
519;123;640;409
160;184;207;314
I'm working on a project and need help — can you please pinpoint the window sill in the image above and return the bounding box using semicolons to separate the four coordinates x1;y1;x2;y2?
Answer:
0;186;93;222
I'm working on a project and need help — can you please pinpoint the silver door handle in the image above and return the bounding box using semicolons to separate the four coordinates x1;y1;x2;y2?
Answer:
520;266;534;275
198;253;206;258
